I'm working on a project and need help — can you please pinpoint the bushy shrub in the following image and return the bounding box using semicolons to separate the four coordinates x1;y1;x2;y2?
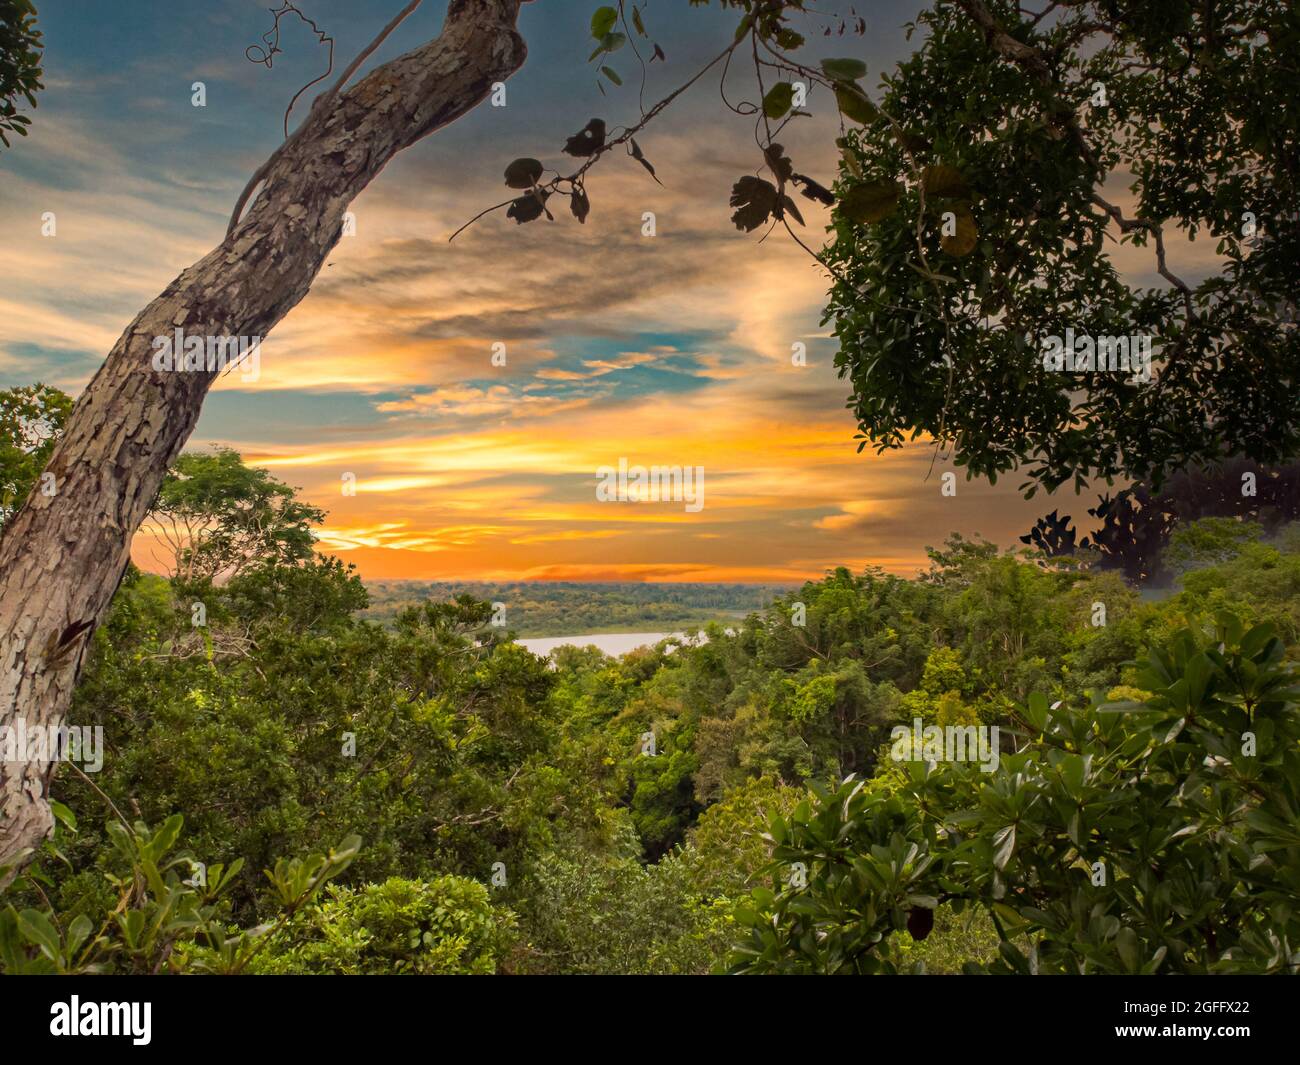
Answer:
732;614;1300;974
1;810;358;975
251;876;513;975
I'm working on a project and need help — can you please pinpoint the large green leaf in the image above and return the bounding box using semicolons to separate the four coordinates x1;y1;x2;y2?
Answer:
821;58;867;81
834;82;879;125
921;164;969;198
839;181;901;223
763;82;795;120
590;7;618;39
939;207;978;256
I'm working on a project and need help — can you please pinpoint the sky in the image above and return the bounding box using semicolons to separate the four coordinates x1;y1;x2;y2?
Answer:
0;0;1218;583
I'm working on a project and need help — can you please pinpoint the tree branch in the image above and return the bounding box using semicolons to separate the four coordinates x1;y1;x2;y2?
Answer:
1090;192;1195;316
450;36;742;241
0;0;530;878
228;0;427;238
955;0;1194;317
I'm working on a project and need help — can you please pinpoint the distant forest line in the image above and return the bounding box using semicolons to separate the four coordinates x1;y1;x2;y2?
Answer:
359;581;798;637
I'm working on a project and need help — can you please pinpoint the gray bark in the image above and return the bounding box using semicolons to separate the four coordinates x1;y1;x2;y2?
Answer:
0;0;527;875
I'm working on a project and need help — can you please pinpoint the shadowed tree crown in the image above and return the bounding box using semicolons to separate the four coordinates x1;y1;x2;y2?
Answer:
0;0;41;149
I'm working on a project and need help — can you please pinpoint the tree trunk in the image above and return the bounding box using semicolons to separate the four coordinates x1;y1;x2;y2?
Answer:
0;0;526;875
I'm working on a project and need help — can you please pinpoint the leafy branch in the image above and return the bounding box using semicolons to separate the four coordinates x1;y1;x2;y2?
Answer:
449;34;743;240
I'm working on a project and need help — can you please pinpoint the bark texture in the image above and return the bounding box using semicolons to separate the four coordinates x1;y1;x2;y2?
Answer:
0;0;526;873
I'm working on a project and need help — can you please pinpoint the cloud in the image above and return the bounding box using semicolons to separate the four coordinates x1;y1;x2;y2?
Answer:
25;7;1115;587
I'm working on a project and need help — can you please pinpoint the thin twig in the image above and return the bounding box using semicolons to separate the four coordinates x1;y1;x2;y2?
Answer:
67;759;133;836
450;36;743;241
1090;192;1195;317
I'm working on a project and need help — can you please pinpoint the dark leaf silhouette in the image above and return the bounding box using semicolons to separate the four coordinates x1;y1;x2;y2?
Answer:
564;119;607;157
504;157;543;189
730;176;779;232
508;190;551;224
793;172;835;205
764;143;794;185
906;906;935;941
1020;509;1079;556
1022;460;1300;586
629;138;662;185
570;187;591;224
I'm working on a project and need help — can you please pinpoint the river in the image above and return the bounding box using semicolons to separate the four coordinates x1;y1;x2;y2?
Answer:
516;632;685;658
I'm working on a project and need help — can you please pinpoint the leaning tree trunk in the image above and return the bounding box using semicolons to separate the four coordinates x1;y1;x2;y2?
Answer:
0;0;526;874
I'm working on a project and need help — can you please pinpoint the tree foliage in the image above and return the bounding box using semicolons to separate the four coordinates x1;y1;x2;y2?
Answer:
1022;458;1300;584
0;807;359;974
823;0;1299;494
5;0;1300;977
249;875;514;975
470;0;1298;501
6;443;1300;973
146;446;325;585
732;614;1300;974
0;0;41;148
0;383;71;527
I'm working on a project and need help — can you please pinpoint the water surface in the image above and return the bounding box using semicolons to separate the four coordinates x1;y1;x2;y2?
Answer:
516;632;684;657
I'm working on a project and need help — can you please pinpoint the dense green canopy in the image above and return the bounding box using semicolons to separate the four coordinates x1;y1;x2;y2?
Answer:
823;0;1299;494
